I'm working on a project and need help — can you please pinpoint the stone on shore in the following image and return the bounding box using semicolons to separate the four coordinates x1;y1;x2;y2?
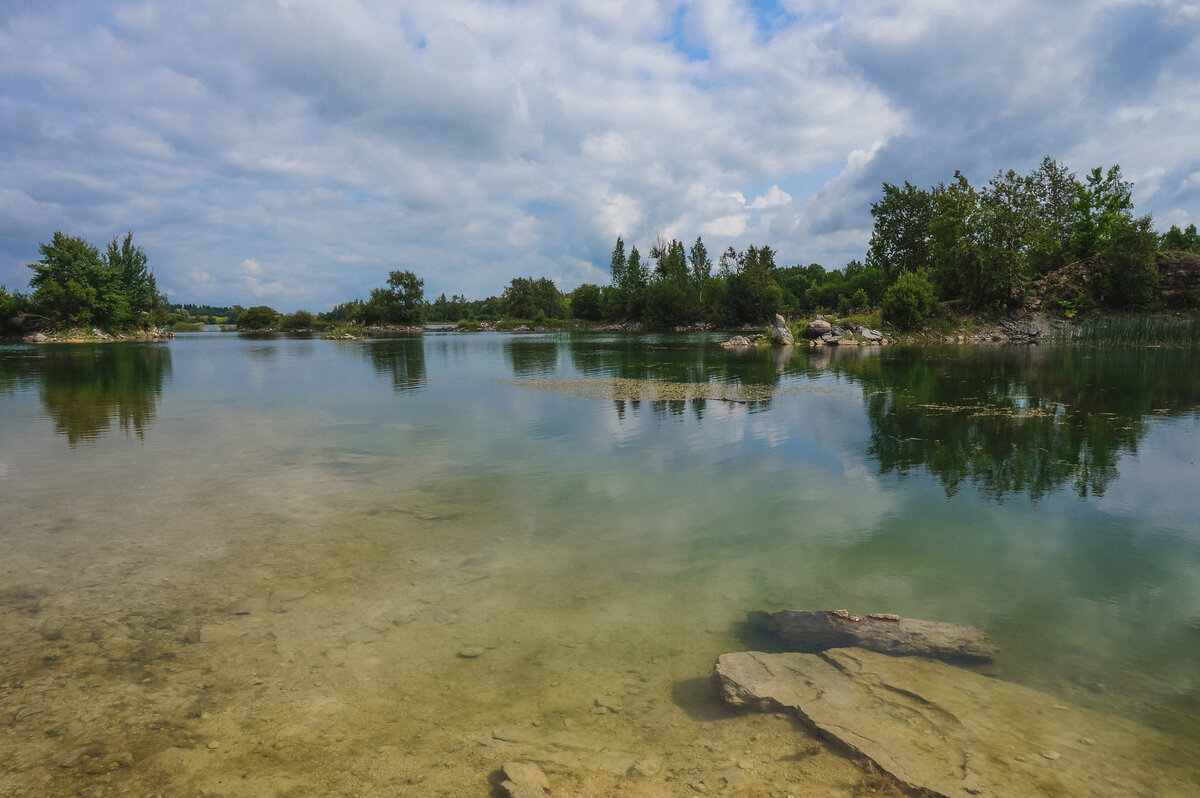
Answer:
713;648;1200;798
803;316;832;339
769;314;794;346
721;335;752;348
763;608;997;664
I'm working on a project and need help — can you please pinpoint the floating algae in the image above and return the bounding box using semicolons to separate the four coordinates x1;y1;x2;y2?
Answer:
505;377;804;403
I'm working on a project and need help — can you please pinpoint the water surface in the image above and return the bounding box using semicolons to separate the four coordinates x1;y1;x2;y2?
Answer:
2;333;1198;795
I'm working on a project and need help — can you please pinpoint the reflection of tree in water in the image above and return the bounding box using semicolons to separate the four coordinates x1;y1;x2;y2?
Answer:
832;346;1200;501
504;338;559;377
566;334;794;387
36;344;171;446
564;334;793;419
366;337;427;392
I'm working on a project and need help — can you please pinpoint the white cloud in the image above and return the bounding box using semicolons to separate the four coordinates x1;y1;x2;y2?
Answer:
701;214;749;237
0;0;1197;308
749;185;792;210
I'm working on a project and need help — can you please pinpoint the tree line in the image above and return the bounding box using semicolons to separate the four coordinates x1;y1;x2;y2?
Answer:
6;156;1194;337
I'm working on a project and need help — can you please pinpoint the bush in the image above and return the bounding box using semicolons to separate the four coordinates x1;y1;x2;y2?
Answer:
237;305;279;330
279;310;314;330
882;270;938;331
568;284;603;320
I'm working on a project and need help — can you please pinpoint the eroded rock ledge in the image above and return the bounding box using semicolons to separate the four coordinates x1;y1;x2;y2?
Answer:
713;648;1200;798
761;608;997;665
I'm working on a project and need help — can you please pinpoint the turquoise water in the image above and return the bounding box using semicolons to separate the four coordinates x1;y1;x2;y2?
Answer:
1;332;1198;795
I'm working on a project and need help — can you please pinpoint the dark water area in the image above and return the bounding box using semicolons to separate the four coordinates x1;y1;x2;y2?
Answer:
2;332;1198;795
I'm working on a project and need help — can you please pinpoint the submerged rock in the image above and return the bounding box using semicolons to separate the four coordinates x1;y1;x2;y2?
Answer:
763;608;997;665
721;335;752;348
499;761;550;798
713;648;1200;798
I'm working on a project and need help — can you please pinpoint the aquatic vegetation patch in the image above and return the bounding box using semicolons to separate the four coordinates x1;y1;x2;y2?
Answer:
505;377;817;402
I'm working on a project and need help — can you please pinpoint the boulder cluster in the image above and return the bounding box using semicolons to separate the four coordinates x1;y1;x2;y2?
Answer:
802;314;888;346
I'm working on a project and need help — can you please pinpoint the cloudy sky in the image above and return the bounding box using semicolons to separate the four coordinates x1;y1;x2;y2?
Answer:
2;1;1199;311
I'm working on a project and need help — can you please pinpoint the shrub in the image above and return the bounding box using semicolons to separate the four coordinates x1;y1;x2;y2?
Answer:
882;269;938;331
279;310;314;330
237;305;279;330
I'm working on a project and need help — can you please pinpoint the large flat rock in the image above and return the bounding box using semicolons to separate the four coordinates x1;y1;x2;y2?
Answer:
714;648;1200;797
765;609;997;664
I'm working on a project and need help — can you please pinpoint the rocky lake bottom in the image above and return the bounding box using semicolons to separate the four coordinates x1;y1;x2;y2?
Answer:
3;333;1199;796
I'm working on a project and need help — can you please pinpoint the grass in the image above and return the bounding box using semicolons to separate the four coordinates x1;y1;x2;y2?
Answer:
1057;313;1200;346
320;322;365;339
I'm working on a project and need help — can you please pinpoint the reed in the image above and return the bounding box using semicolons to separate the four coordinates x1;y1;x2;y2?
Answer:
1058;314;1200;346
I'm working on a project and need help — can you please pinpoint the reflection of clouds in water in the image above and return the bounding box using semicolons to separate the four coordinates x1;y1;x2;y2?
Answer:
1096;419;1200;538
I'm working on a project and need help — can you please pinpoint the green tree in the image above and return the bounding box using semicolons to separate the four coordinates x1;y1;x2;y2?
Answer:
1069;165;1135;261
867;181;936;281
0;286;25;335
105;232;159;328
28;232;104;327
364;269;425;325
722;244;782;323
622;246;648;317
1159;223;1200;253
1098;215;1159;308
609;237;627;288
650;236;689;284
882;269;938;330
237;305;279;329
689;237;711;284
568;283;602;320
928;170;1034;311
503;277;563;320
1028;157;1077;275
279;310;314;330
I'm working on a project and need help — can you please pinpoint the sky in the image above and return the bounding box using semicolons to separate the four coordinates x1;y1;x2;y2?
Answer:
2;0;1200;311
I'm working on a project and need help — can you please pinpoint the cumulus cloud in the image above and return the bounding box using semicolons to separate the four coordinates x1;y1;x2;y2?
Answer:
0;1;1197;309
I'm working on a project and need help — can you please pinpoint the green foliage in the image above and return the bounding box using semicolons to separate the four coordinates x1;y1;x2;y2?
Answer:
642;280;692;328
363;270;425;325
609;236;627;289
237;305;279;330
24;231;160;331
28;233;103;327
867;181;936;281
0;286;27;334
567;283;603;320
1061;314;1200;346
882;269;938;331
427;292;473;322
502;276;563;320
929;169;1036;311
1069;165;1135;262
279;310;315;330
1159;223;1200;254
718;244;782;324
776;263;825;307
1097;216;1159;308
650;236;689;285
321;321;365;339
1027;157;1077;275
689;237;711;284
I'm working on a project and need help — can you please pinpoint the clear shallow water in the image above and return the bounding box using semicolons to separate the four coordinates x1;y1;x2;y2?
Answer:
1;333;1199;795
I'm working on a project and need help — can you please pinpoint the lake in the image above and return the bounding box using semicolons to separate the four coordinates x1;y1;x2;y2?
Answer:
2;332;1198;796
